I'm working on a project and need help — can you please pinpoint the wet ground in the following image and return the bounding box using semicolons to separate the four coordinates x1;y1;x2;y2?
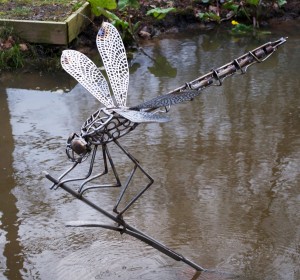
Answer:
0;20;300;279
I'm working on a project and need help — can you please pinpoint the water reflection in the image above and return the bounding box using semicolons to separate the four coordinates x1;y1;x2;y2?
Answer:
1;20;300;279
148;55;177;78
0;85;23;279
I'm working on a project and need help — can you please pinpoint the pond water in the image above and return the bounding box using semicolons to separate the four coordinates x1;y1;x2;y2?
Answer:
0;20;299;280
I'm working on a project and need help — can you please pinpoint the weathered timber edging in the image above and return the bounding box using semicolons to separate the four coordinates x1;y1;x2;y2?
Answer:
0;2;91;45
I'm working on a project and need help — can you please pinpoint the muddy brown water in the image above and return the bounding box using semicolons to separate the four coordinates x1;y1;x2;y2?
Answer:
0;21;299;280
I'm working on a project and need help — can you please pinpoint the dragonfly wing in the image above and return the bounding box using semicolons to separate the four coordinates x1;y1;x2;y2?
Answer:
61;50;114;108
96;22;129;107
114;109;170;123
130;90;201;110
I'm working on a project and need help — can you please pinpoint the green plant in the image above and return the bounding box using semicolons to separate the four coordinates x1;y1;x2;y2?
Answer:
240;0;261;28
230;20;253;34
198;11;221;23
0;25;14;38
88;0;117;16
197;0;287;28
72;1;84;11
10;6;32;18
118;0;140;10
146;7;176;20
0;45;24;69
230;19;271;36
88;0;141;44
222;0;239;13
230;0;287;28
0;0;86;21
277;0;287;7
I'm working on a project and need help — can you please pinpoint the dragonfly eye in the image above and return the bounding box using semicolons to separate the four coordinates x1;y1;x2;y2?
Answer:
66;133;91;163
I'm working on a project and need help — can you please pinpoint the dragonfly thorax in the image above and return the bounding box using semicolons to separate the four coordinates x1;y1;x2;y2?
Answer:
80;108;138;145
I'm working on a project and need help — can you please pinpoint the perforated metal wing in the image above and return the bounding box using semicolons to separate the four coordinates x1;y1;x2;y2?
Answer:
114;109;170;123
130;90;201;110
61;50;114;108
96;22;129;107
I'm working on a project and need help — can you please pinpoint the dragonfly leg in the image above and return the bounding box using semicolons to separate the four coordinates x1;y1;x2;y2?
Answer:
52;145;98;190
50;161;79;190
78;144;122;196
112;139;154;217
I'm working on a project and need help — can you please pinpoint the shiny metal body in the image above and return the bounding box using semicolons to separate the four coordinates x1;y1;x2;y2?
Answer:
45;23;286;272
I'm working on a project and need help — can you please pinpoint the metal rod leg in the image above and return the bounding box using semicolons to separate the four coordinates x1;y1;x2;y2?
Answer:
78;144;122;195
54;145;99;189
112;139;154;215
113;164;138;213
50;161;79;190
44;173;206;272
104;144;122;187
78;145;109;192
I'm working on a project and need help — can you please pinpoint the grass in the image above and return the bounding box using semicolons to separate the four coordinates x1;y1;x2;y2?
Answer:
0;26;24;69
0;0;85;21
0;0;81;5
0;44;24;69
0;0;88;69
0;24;62;71
7;7;32;18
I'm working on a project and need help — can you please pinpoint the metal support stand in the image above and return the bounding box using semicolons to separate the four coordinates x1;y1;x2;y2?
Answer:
44;172;206;272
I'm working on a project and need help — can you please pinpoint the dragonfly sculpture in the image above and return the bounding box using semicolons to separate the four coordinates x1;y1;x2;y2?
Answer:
45;22;286;272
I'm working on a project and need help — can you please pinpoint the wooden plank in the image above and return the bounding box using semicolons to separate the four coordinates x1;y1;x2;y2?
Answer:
0;19;67;44
66;2;92;43
0;2;91;45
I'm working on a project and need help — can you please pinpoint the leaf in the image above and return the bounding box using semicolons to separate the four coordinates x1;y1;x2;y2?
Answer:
198;12;221;23
245;0;260;6
113;18;129;30
231;22;253;35
101;8;120;20
277;0;287;7
222;1;239;12
118;0;140;10
146;7;176;20
88;0;117;16
133;21;140;32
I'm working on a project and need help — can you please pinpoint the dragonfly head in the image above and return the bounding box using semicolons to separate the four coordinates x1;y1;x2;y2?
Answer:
66;133;92;163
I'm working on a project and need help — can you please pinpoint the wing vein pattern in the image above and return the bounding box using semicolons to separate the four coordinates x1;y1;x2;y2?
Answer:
97;22;129;107
61;50;114;108
114;109;170;123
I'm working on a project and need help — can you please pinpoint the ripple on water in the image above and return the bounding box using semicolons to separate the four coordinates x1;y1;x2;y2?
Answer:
55;239;201;280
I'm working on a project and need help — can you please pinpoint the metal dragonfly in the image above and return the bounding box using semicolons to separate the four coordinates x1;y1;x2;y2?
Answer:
45;21;286;272
51;22;174;217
